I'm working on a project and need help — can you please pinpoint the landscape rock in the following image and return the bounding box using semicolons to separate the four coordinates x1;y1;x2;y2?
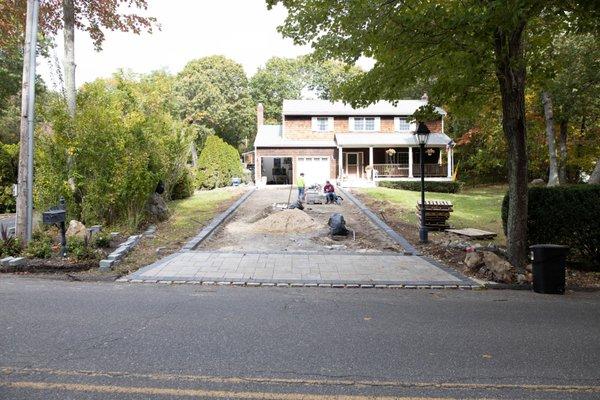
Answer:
464;252;484;270
66;220;87;238
146;193;170;222
482;251;514;283
99;259;115;269
8;257;25;267
0;256;14;266
517;274;528;284
530;178;545;186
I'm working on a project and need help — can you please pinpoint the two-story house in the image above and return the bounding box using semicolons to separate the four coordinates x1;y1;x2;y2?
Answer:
253;98;454;186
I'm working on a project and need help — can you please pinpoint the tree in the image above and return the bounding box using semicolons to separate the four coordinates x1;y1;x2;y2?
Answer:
268;0;600;268
176;56;255;149
541;91;559;186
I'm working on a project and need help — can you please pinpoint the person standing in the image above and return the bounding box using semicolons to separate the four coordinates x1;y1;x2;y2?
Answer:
297;172;306;202
323;180;336;204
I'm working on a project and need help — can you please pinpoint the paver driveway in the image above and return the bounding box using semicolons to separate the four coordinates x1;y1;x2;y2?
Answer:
123;187;477;288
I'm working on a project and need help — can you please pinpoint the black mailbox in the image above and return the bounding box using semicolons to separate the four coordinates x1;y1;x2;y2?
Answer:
42;209;66;224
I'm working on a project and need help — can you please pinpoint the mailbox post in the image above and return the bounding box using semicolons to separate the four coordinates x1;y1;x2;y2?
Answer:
42;196;67;257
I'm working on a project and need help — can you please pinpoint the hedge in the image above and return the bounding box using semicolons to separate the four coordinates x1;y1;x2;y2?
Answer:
196;136;243;189
502;185;600;269
378;180;463;193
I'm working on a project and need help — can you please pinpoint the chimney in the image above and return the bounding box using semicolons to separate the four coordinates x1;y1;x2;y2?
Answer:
421;92;429;102
256;103;264;128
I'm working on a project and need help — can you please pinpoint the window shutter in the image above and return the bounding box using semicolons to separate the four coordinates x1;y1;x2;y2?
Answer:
409;121;417;132
328;117;334;132
375;117;381;132
348;117;355;132
311;117;318;131
394;117;399;132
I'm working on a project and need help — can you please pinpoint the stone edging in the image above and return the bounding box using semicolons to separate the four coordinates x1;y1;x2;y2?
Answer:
181;188;256;251
337;187;419;255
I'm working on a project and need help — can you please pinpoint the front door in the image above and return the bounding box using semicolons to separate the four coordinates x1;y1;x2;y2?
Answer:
345;152;361;179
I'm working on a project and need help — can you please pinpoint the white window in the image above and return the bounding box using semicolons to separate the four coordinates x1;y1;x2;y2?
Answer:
395;117;411;132
311;117;333;132
350;117;380;132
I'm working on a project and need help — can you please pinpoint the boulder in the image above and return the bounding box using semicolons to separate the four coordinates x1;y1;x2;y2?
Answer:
146;193;170;222
66;220;87;238
482;251;514;283
464;252;484;270
530;178;545;186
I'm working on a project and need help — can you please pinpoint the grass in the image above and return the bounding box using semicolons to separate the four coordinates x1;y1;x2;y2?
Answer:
357;185;507;243
111;187;246;275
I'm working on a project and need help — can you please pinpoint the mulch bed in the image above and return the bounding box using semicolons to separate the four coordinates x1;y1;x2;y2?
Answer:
357;194;600;290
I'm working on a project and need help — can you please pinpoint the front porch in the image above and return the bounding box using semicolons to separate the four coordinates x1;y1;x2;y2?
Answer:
337;146;454;183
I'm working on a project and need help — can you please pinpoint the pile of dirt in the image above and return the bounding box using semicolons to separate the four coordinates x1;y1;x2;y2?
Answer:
252;209;324;233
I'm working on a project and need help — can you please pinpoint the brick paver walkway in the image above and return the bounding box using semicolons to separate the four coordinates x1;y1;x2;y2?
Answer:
123;251;475;288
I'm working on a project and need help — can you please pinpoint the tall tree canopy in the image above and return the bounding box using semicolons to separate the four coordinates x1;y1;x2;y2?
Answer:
175;55;255;149
268;0;600;267
249;56;362;123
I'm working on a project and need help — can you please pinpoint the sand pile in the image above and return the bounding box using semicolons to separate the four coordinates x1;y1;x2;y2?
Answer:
249;208;324;234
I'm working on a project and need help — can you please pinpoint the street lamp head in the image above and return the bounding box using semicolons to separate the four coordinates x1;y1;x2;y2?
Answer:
414;122;431;145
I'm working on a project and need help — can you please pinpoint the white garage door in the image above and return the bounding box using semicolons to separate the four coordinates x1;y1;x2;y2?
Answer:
297;157;330;187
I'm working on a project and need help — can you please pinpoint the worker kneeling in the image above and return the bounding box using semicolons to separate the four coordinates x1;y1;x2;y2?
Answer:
323;180;336;204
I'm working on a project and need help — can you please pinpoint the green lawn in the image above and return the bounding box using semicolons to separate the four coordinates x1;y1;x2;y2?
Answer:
358;185;507;242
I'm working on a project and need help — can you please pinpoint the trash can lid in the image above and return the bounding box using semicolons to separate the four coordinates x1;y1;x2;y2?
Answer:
530;244;569;250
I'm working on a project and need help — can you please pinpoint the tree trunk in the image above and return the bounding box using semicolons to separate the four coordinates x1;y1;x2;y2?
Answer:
63;0;76;116
16;0;36;244
589;158;600;184
190;141;198;167
558;119;568;184
494;22;528;269
541;91;559;186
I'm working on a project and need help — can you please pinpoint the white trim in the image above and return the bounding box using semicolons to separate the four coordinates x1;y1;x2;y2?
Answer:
374;117;381;131
328;116;334;131
348;117;355;132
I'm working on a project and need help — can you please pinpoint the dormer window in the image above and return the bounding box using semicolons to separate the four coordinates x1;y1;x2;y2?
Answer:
349;117;380;132
312;117;333;132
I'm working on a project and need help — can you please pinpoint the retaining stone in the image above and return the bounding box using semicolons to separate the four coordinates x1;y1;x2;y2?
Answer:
0;257;14;266
99;259;115;269
8;257;25;267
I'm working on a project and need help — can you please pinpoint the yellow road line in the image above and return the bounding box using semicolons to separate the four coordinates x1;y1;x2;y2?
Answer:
1;366;599;394
0;380;494;399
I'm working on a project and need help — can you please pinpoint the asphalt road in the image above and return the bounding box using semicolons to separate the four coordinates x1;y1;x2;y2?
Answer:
1;277;599;399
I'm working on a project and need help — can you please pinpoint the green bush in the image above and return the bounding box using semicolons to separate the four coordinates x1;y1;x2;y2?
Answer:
24;231;54;259
170;166;195;200
93;231;112;248
35;73;194;228
196;135;243;189
0;225;20;257
67;236;98;261
0;143;18;213
378;180;463;193
502;185;600;269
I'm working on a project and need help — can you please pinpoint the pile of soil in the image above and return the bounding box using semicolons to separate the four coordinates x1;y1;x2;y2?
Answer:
229;209;324;234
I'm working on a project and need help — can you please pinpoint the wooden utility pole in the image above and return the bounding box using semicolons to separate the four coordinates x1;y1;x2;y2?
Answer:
16;0;40;244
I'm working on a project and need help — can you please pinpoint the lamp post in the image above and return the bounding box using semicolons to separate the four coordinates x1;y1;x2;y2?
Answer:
414;122;430;243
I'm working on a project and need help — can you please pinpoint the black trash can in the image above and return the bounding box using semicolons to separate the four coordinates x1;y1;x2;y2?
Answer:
530;244;569;294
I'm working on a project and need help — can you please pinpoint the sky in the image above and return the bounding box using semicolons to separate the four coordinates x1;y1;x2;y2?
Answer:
38;0;316;89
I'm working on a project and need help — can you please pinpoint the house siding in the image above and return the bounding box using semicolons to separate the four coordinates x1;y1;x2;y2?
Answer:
282;115;441;139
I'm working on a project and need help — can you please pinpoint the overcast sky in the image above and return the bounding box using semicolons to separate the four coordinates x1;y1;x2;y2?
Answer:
38;0;315;88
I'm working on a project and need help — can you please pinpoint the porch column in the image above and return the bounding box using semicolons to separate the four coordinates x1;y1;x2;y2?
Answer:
408;147;414;178
338;146;343;180
447;148;453;178
369;146;374;180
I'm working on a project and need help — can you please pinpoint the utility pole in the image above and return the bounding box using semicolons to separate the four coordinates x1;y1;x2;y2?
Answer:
16;0;40;244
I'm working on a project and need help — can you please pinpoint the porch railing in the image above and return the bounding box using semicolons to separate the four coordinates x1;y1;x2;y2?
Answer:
372;163;409;178
372;163;448;178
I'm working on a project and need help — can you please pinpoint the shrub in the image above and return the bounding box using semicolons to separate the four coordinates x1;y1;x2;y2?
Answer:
35;73;194;228
24;231;54;259
502;185;600;269
196;136;243;189
93;231;112;248
170;166;195;200
378;180;463;193
0;143;18;213
67;236;98;261
0;225;20;257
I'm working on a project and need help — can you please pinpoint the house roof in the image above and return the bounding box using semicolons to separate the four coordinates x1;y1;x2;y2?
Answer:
254;124;337;148
282;99;447;116
334;133;453;147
